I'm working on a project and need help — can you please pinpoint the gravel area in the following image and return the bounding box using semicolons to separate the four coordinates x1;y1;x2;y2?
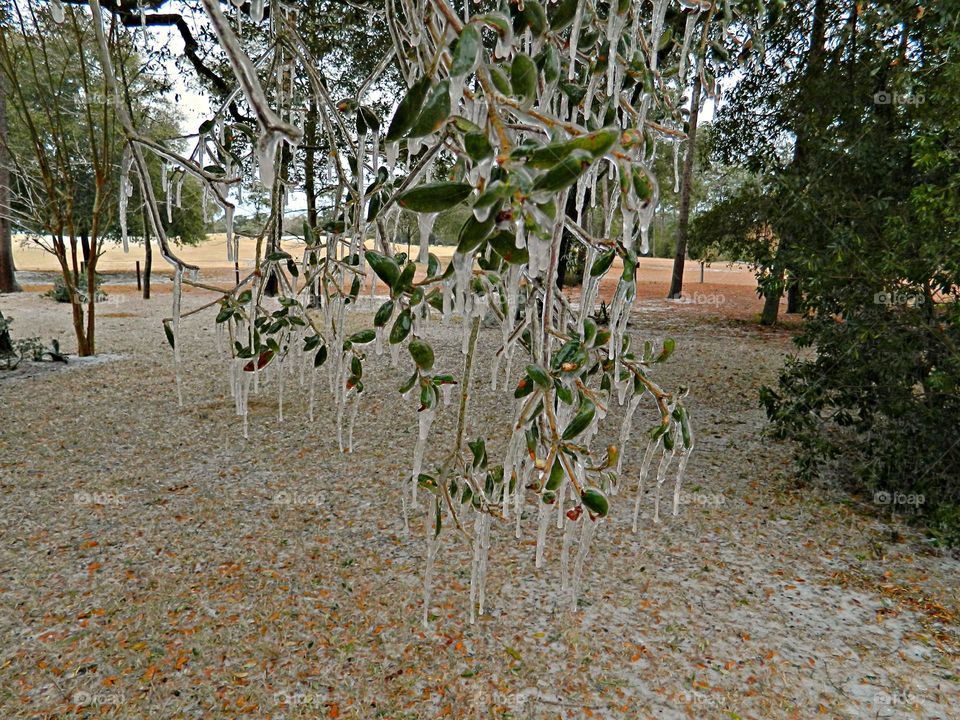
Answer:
1;288;957;720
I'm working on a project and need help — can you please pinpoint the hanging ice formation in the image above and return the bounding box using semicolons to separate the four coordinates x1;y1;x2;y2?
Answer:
98;0;708;628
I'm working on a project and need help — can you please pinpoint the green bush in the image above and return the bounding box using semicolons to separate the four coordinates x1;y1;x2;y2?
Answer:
45;272;107;303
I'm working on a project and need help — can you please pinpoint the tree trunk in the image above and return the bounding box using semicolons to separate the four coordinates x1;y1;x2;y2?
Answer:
760;285;782;325
668;5;714;300
667;70;703;299
141;203;152;299
786;279;800;313
80;231;90;266
304;98;318;229
0;71;20;294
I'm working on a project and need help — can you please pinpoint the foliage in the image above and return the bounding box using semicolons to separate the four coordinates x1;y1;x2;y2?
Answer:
706;0;960;539
45;273;108;304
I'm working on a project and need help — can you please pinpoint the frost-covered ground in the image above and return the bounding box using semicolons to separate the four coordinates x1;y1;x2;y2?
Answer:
1;288;957;719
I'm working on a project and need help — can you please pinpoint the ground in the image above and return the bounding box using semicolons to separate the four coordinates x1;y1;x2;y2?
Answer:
1;247;957;719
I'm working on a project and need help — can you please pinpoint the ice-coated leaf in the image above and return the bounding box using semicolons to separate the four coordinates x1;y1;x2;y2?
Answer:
409;339;435;370
533;149;593;192
510;54;538;105
456;202;500;253
397;182;473;212
581;488;609;518
408;80;451;137
390;308;412;344
386;76;431;141
562;393;596;440
365;250;401;289
450;24;481;76
590;248;616;276
488;231;530;265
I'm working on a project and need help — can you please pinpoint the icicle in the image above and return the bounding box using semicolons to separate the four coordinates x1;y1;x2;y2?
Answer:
673;140;681;194
570;515;597;610
119;147;133;253
567;2;586;80
477;513;491;617
422;502;441;628
385;141;399;171
631;439;658;532
250;0;264;22
535;496;550;568
411;408;436;507
417;212;437;264
653;443;677;523
560;510;574;592
224;205;235;262
469;509;482;624
617;395;643;473
172;267;184;407
347;392;362;452
50;0;65;23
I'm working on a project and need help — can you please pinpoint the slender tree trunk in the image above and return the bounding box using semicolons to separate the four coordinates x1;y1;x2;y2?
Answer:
667;70;703;299
668;5;714;299
304;98;318;229
141;203;152;299
80;231;90;266
786;279;800;313
0;72;20;294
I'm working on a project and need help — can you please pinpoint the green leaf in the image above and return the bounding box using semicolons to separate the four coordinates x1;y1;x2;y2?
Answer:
314;345;328;368
545;455;565;491
590;248;616;276
408;80;451;138
581;488;609;518
456;202;500;254
374;300;395;327
522;0;547;37
562;394;596;440
525;363;551;388
397;261;416;291
450;24;482;76
488;64;512;95
488;230;529;264
464;131;493;162
654;338;676;363
390;308;412;344
386;76;431;142
399;371;418;394
510;54;538;105
526;129;618;169
533;149;593;192
427;253;441;278
365;250;401;289
408;339;435;370
215;304;233;324
397;182;473;212
550;0;577;30
349;329;376;344
162;320;175;349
